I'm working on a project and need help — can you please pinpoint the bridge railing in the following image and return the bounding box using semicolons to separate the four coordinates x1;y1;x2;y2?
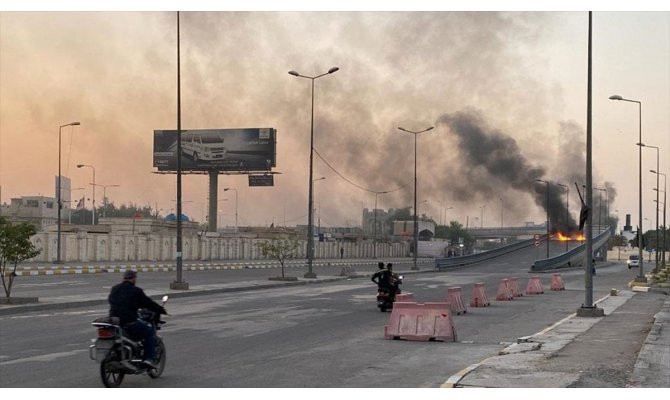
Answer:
434;236;545;270
531;229;611;272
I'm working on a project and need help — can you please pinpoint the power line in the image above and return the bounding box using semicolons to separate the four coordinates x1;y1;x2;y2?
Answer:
313;147;413;195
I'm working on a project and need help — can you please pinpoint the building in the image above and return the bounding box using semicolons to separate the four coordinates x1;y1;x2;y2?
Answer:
361;208;395;239
0;196;59;230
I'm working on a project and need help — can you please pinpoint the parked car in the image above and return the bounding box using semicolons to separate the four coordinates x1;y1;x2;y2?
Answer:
627;254;640;269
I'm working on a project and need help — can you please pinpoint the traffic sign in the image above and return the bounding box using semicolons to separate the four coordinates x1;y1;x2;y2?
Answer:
534;234;540;240
534;240;541;247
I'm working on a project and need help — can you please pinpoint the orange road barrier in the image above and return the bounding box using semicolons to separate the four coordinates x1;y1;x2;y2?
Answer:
509;277;523;297
525;275;544;295
395;293;416;302
550;273;565;291
470;282;490;307
496;278;514;301
384;302;457;342
446;287;467;315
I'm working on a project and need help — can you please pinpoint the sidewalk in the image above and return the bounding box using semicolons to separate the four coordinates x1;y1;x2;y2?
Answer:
443;285;670;388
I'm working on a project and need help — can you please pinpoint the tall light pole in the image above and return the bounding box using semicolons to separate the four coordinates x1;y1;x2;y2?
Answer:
557;183;569;252
652;170;667;271
289;66;339;279
94;184;120;218
223;188;238;233
76;164;95;225
444;206;453;226
56;121;80;264
641;143;661;269
610;94;646;283
499;198;503;229
373;190;389;259
398;126;434;270
535;179;550;258
594;187;605;232
217;198;228;229
479;205;486;228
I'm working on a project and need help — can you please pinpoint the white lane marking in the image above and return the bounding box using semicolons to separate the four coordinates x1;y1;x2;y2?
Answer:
0;349;88;366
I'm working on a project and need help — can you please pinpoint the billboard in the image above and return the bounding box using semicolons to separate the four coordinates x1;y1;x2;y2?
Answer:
153;128;276;172
248;175;274;186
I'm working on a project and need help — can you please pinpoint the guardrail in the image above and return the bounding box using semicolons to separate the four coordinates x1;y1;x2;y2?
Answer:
434;237;545;270
531;229;611;272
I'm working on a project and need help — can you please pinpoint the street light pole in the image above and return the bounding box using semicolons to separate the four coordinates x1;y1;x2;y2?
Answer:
57;121;80;264
641;143;660;270
76;164;95;225
96;184;120;218
499;198;503;229
223;188;238;233
479;205;485;228
289;66;339;278
557;183;569;252
652;170;667;271
610;94;646;283
398;126;434;271
535;179;550;258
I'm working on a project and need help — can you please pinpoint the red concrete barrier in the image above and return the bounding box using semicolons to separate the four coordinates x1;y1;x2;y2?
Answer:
509;277;523;297
446;287;467;315
550;273;565;291
470;282;490;307
496;278;514;301
384;302;457;342
395;292;416;302
525;276;544;295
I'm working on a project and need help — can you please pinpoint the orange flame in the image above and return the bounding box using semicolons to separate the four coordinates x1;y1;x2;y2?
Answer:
554;232;586;241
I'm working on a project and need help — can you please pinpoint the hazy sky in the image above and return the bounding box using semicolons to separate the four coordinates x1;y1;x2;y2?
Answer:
1;5;668;231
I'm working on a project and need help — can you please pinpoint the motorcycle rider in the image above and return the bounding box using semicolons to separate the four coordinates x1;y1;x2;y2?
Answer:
371;261;387;289
382;263;400;301
108;270;167;369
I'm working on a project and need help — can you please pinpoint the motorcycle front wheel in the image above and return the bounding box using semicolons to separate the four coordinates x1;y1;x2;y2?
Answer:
148;338;166;378
100;350;125;388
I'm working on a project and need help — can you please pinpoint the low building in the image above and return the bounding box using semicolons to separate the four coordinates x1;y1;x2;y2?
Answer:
0;196;59;230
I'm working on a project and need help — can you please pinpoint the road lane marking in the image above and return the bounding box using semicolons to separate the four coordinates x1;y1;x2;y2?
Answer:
0;349;88;366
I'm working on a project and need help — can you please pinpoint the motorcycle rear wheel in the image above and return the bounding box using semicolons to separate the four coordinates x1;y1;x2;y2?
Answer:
148;339;166;378
100;350;125;388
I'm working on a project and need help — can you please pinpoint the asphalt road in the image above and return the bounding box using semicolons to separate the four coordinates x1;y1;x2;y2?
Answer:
0;240;633;388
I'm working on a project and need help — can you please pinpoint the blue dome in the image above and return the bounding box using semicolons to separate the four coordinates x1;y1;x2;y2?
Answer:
165;213;189;222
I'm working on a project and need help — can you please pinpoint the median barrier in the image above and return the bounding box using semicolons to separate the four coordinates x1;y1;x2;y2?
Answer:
496;278;514;301
470;282;490;307
550;273;565;291
446;287;467;315
509;277;522;297
525;276;544;295
384;302;457;342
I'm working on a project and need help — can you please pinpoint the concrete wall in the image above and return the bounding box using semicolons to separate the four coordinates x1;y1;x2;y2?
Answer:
28;232;409;263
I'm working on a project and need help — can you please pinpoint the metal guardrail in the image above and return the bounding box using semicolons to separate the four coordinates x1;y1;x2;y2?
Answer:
531;229;611;272
434;237;544;270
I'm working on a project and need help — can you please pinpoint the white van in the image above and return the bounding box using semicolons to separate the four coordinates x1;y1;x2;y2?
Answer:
182;132;227;162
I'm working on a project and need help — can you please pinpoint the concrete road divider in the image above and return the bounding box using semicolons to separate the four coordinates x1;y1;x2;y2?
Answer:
550;273;565;291
525;276;544;295
384;302;457;342
496;279;514;301
470;282;490;307
447;287;467;315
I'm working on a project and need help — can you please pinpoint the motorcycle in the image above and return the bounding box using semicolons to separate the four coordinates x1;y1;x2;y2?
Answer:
89;295;169;388
376;275;403;312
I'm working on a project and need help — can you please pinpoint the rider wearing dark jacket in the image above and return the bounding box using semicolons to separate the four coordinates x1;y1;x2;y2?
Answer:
108;270;166;367
371;261;387;288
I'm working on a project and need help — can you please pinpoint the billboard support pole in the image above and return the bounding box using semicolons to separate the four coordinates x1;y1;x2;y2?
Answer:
208;171;218;232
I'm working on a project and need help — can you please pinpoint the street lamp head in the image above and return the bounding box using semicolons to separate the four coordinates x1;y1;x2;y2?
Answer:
77;164;84;168
426;126;434;132
651;170;658;174
288;70;300;77
71;121;81;126
328;67;339;74
609;95;623;100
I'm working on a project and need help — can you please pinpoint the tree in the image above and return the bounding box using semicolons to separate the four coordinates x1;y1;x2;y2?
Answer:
0;217;41;299
255;239;301;279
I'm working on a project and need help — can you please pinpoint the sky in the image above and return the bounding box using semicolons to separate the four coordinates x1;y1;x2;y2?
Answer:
1;3;668;232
